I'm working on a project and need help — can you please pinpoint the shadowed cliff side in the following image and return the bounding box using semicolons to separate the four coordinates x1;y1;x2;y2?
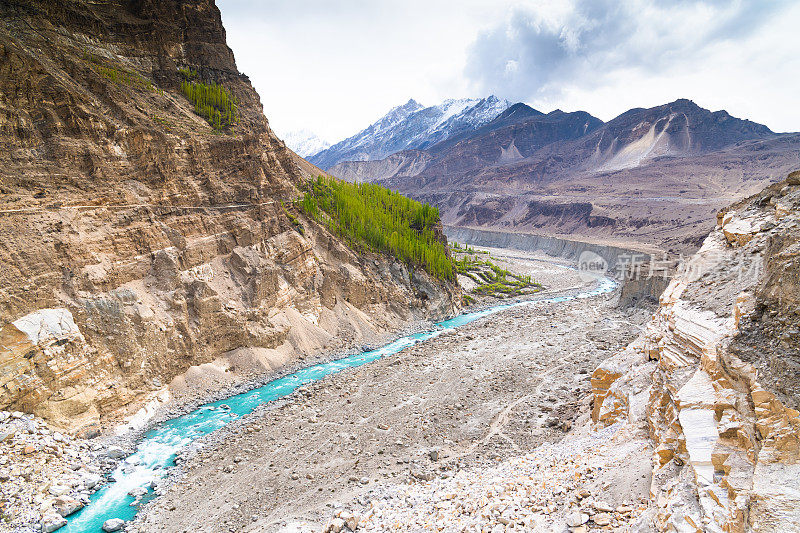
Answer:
0;0;457;435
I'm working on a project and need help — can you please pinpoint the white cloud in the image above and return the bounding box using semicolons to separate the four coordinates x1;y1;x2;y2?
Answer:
465;0;800;132
218;0;518;141
217;0;800;141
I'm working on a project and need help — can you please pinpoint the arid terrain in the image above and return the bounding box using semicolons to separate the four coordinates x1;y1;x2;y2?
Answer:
133;249;655;532
1;2;799;533
329;100;800;254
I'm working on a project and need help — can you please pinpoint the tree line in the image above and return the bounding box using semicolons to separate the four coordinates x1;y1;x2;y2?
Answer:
298;176;455;281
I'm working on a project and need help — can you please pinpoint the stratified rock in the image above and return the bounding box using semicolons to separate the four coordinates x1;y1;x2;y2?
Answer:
591;173;800;532
0;0;457;434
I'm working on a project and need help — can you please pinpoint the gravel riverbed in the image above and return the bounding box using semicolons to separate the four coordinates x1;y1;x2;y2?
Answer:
129;250;654;532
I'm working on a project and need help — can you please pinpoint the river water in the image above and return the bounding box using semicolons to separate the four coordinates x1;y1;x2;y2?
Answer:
62;276;616;532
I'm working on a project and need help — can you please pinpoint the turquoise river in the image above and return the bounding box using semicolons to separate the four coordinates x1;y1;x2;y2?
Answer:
62;276;617;532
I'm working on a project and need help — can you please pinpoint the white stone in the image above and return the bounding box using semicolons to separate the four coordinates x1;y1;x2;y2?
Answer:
102;518;125;532
106;446;126;459
41;513;68;532
566;511;589;527
12;308;83;346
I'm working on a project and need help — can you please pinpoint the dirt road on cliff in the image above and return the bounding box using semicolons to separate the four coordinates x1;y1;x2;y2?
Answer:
134;249;654;532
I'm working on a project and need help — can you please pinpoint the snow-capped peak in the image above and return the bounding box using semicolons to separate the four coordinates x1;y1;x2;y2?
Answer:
308;96;512;169
280;129;331;158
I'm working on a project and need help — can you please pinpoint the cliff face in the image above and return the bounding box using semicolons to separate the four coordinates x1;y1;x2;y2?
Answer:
0;0;457;435
592;172;800;532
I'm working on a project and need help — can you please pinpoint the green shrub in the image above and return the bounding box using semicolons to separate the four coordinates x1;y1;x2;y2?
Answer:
178;67;198;80
180;78;238;129
452;247;541;298
298;176;454;281
84;51;154;91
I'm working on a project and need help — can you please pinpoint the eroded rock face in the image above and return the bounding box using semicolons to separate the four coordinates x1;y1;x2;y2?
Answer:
591;174;800;532
0;1;457;433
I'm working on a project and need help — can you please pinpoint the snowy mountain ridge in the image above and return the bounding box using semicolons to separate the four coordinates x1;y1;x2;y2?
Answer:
280;129;331;158
308;96;511;170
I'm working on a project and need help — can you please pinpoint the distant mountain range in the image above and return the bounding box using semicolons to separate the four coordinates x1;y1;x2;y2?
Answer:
307;96;511;170
319;97;799;253
281;129;330;158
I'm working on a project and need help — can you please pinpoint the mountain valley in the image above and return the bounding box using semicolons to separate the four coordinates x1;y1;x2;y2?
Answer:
0;2;799;533
328;99;799;254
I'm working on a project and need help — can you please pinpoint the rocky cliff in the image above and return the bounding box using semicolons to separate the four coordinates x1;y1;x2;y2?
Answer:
592;171;800;531
0;0;457;435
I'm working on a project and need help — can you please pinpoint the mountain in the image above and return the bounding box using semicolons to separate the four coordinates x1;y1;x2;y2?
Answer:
0;0;456;434
330;99;799;252
308;96;511;170
281;129;330;157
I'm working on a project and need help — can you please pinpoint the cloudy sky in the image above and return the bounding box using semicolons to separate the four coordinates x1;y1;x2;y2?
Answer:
218;0;800;143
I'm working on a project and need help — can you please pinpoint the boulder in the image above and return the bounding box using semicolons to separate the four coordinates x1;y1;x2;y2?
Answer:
81;473;102;489
593;513;612;526
48;484;70;496
324;518;346;533
0;427;16;442
102;518;125;532
54;495;84;517
339;511;360;530
41;513;68;532
106;446;126;460
128;487;147;498
787;170;800;185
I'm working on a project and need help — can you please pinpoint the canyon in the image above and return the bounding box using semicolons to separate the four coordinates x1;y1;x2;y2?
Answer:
1;1;799;533
0;0;456;438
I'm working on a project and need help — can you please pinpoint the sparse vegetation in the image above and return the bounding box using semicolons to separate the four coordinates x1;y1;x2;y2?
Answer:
452;245;541;298
451;241;488;254
178;67;198;80
84;51;154;91
180;77;238;129
298;176;455;281
151;114;174;131
281;201;305;235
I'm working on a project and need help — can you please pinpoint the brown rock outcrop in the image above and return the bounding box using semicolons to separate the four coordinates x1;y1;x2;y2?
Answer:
591;173;800;532
0;1;457;434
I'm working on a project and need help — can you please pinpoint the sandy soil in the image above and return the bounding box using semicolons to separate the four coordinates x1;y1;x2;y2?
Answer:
133;250;654;532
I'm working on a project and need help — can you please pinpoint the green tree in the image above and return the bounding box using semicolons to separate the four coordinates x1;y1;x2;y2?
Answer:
298;176;455;281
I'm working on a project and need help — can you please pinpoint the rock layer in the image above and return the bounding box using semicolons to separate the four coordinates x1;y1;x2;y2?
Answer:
592;173;800;531
0;0;456;434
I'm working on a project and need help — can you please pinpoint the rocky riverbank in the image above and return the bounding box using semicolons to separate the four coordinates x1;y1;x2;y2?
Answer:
132;251;654;532
0;411;121;533
322;422;652;532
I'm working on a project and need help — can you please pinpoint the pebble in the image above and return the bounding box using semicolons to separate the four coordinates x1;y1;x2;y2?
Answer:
593;500;614;512
593;512;613;526
566;511;589;527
